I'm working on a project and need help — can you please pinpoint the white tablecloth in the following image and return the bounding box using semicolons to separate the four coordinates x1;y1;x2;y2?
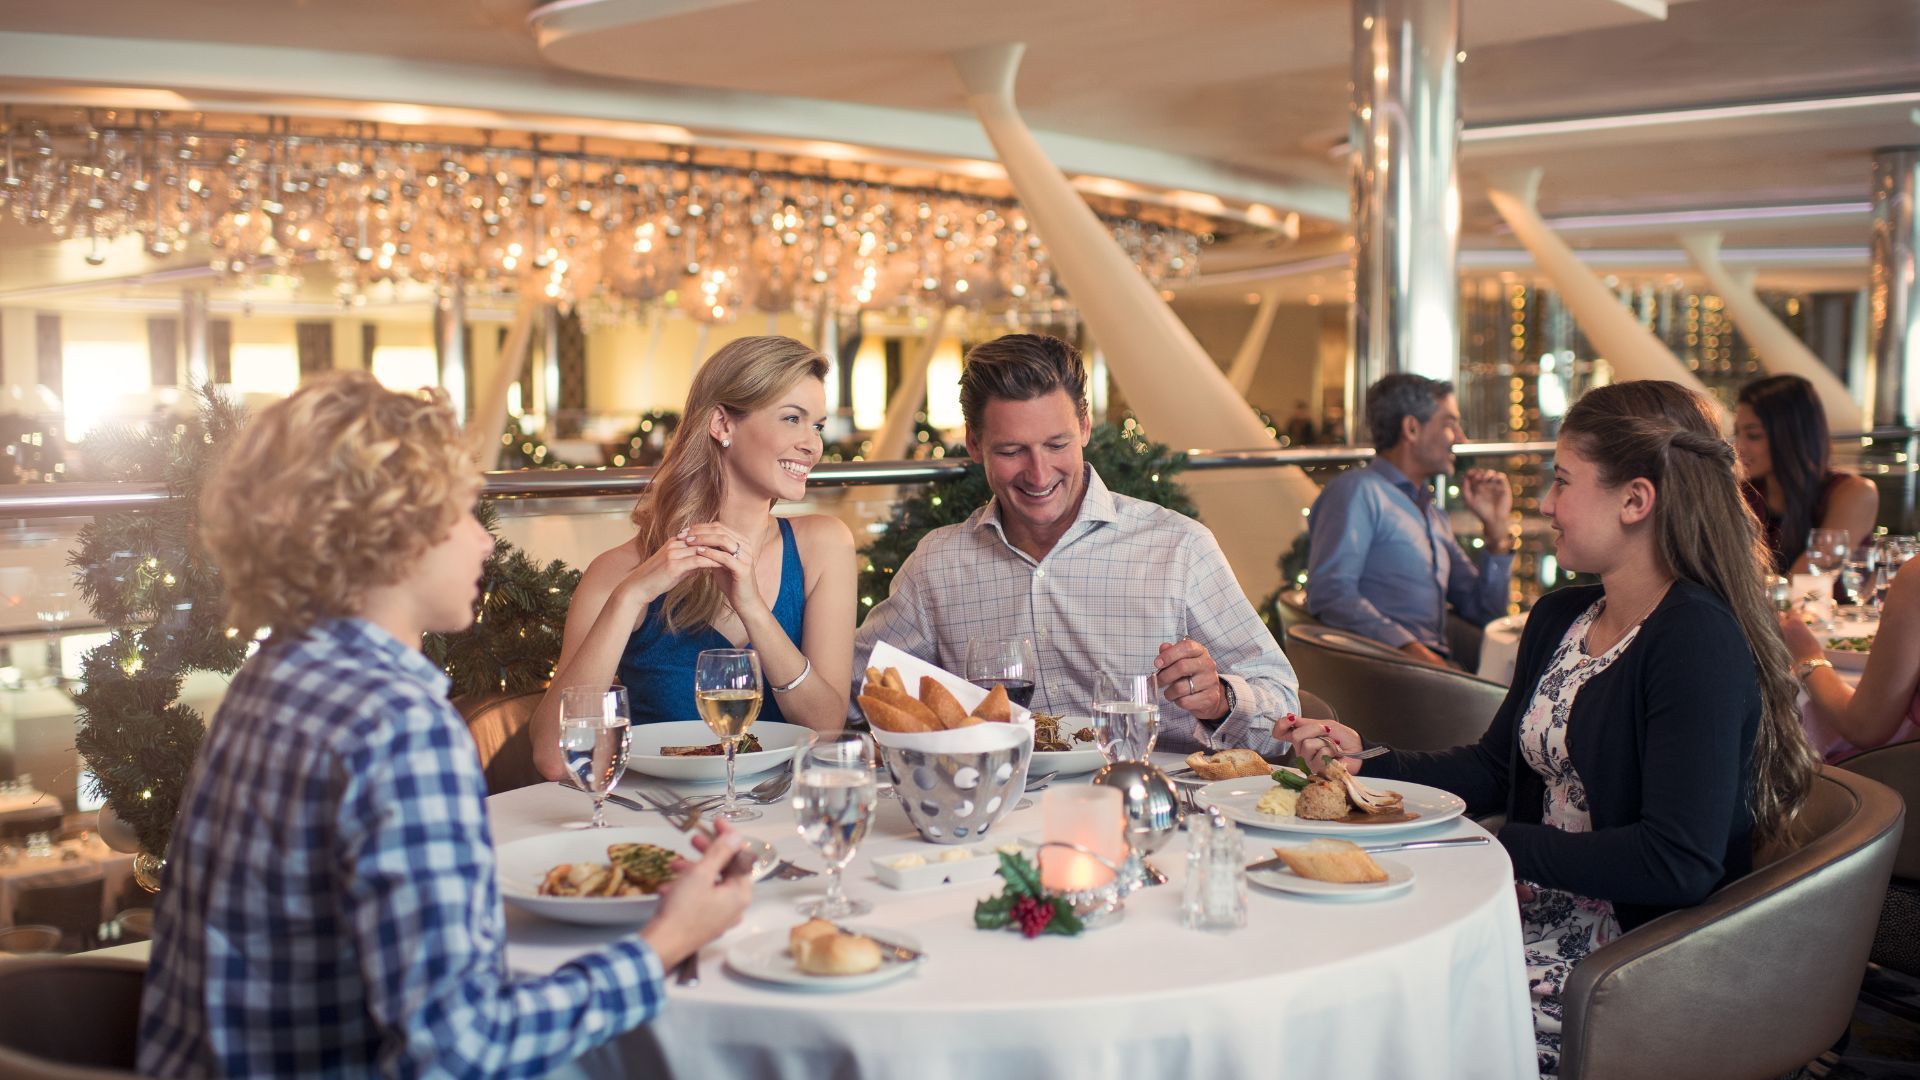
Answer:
0;835;136;925
494;758;1538;1080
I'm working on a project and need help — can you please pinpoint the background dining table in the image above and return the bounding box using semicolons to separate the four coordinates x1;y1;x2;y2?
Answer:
496;752;1539;1080
0;832;136;926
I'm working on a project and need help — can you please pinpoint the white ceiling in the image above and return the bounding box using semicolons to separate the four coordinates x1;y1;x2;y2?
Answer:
1;0;1915;303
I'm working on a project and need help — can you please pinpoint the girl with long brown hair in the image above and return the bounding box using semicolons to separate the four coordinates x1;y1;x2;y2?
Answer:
1278;380;1817;1078
532;336;855;782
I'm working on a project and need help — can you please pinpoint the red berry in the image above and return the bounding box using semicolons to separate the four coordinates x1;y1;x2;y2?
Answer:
1011;895;1054;938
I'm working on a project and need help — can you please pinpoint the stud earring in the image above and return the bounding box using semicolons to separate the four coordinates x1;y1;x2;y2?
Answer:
721;438;731;448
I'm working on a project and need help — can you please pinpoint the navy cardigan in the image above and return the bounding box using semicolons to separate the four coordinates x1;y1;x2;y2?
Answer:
1368;581;1760;931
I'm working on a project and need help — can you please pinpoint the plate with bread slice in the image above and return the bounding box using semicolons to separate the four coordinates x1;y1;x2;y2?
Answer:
724;920;925;991
1247;839;1414;901
625;720;810;782
1197;766;1465;838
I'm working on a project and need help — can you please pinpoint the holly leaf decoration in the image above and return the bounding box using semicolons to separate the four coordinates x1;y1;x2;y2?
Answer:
971;850;1085;938
997;850;1043;899
974;892;1016;930
1045;898;1085;936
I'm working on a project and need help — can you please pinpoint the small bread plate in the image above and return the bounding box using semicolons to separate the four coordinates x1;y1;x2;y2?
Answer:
498;826;778;926
1248;857;1414;901
625;720;809;782
1028;715;1106;776
1197;777;1466;838
724;926;925;991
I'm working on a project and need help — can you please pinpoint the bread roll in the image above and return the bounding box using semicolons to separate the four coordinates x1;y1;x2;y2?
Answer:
1185;749;1270;780
789;917;836;953
858;694;942;734
791;927;884;976
919;677;969;729
970;683;1013;723
866;685;940;728
1270;838;1387;884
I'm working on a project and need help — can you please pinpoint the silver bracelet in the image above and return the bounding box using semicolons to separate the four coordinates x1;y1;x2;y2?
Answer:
770;657;812;695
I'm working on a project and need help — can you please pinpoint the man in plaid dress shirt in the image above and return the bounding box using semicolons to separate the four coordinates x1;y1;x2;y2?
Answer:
853;335;1300;757
139;373;753;1078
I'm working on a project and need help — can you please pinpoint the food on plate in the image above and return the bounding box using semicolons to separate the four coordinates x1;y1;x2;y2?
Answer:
887;853;927;870
538;841;681;897
1254;785;1301;817
1269;838;1388;884
1296;759;1404;821
855;667;1021;732
920;677;970;729
788;917;883;976
660;734;764;757
1827;635;1874;653
1185;748;1271;781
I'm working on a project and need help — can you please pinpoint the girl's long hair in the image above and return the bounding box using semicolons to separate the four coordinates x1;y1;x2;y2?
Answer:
1561;381;1818;848
631;335;827;633
1738;375;1829;571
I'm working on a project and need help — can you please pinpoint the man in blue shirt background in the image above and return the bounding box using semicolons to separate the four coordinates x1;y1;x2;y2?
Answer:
1305;373;1514;667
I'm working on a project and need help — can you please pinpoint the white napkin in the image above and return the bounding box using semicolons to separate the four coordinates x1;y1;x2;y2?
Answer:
861;641;1036;824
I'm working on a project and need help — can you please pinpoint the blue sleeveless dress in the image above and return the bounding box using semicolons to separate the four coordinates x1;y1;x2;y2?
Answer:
617;517;807;727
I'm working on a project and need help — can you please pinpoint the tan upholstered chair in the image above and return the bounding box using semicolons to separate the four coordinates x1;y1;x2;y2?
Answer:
460;690;548;796
1837;739;1920;1014
1283;584;1486;670
1282;624;1505;751
0;954;147;1077
1557;766;1905;1080
1275;589;1318;640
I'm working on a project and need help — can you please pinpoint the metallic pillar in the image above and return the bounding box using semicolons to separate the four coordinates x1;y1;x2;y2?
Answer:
1347;0;1461;442
436;287;468;420
181;289;210;388
1869;147;1919;428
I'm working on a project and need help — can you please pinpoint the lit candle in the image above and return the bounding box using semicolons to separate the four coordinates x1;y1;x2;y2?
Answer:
1040;786;1124;893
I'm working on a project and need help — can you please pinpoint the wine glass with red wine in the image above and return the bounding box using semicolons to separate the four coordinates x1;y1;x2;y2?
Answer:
964;637;1039;709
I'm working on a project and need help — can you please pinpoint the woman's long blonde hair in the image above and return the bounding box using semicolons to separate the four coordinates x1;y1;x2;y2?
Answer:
1560;381;1819;848
632;335;827;633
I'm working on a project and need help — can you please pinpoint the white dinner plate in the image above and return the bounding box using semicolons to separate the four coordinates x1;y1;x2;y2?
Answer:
1197;777;1466;837
1031;716;1105;776
724;926;924;991
497;826;776;926
624;720;809;782
1824;643;1871;671
1248;856;1414;901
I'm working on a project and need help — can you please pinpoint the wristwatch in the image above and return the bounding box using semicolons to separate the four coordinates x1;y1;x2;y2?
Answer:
1207;679;1237;723
1795;657;1835;683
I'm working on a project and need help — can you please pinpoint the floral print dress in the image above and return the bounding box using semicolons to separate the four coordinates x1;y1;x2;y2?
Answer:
1518;598;1636;1078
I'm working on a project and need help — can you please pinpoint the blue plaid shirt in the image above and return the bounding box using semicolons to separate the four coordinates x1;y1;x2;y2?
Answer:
139;618;664;1078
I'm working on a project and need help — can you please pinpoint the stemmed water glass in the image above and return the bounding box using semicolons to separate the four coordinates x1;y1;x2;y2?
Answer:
557;685;632;829
1804;529;1851;629
694;648;763;823
1091;671;1158;763
963;638;1039;708
791;730;877;918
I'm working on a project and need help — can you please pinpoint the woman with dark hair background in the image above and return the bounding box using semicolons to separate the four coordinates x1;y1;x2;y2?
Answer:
1734;374;1877;574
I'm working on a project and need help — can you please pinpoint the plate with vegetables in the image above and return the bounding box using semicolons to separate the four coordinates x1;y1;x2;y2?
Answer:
1197;765;1466;837
1824;635;1873;671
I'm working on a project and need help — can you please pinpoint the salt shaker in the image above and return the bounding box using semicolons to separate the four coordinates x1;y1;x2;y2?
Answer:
1181;806;1248;931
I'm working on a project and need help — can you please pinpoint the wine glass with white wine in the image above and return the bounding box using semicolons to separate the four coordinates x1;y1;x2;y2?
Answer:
558;685;632;830
694;648;763;823
791;730;877;918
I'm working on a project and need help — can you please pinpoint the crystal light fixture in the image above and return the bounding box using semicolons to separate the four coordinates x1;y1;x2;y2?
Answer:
0;107;1217;319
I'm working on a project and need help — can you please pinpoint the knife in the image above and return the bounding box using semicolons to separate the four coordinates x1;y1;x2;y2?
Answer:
830;923;924;964
1244;834;1489;873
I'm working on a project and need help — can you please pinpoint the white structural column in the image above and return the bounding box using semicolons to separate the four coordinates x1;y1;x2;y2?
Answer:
1870;148;1920;428
1227;291;1282;395
952;42;1315;598
436;286;468;420
1486;169;1707;392
181;289;210;388
1679;232;1863;433
464;296;541;465
1348;0;1462;426
871;306;953;461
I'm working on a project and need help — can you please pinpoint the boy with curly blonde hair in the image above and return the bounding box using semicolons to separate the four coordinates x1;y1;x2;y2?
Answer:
140;372;752;1077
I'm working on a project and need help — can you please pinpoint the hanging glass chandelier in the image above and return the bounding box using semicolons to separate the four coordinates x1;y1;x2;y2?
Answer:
0;107;1222;321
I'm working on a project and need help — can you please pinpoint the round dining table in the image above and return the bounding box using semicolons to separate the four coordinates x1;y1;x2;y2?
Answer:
496;752;1538;1080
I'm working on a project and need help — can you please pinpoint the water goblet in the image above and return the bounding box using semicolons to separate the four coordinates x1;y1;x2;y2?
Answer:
791;730;877;918
1092;671;1158;763
557;685;631;830
695;649;763;823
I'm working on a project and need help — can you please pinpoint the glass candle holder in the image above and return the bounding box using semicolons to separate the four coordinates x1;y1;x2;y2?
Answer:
1039;786;1126;893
